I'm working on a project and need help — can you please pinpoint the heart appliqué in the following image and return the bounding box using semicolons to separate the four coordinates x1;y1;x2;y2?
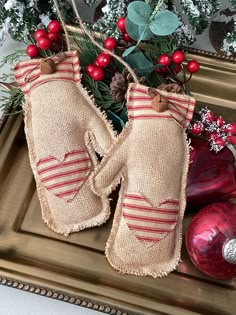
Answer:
122;193;179;244
36;149;92;202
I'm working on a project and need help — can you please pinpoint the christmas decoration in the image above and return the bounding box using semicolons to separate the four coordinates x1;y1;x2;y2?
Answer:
186;202;236;279
90;66;105;81
187;138;236;208
48;19;61;33
104;37;117;50
90;83;195;277
117;16;126;33
186;60;200;73
34;29;48;41
26;44;39;58
189;107;236;152
172;50;185;64
96;53;112;67
37;36;52;50
13;51;115;235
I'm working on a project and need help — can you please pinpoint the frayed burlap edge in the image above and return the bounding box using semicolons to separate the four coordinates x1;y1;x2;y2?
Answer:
90;117;191;278
23;77;116;236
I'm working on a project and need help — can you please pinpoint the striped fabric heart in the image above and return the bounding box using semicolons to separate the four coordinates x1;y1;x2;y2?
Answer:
122;193;179;244
36;149;92;202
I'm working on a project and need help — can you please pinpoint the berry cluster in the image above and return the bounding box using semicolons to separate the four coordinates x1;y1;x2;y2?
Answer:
85;37;118;81
156;51;200;85
189;107;236;152
117;17;132;43
26;20;61;58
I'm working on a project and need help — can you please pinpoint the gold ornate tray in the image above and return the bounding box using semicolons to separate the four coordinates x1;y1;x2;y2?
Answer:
0;53;236;315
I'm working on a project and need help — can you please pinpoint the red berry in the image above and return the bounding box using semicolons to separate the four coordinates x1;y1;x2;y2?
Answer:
117;17;126;33
48;32;60;43
85;64;95;76
187;60;200;73
214;137;225;147
104;37;117;50
48;20;61;34
155;66;167;74
172;51;185;64
227;136;236;145
158;54;172;66
122;32;132;42
208;132;218;141
37;37;51;50
214;116;225;128
93;58;100;67
225;123;236;134
91;67;105;81
204;110;214;123
34;29;47;41
26;44;39;58
175;64;182;74
96;53;112;67
191;121;204;135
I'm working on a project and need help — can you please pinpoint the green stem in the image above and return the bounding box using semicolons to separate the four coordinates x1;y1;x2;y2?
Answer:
150;0;165;20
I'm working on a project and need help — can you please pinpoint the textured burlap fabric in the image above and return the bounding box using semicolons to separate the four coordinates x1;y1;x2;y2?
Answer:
90;83;196;277
14;51;115;236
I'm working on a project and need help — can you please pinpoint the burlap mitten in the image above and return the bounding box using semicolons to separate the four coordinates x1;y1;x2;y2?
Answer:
14;51;115;235
90;83;196;277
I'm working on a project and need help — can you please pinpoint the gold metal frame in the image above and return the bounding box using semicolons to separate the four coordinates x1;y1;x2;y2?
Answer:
0;51;236;315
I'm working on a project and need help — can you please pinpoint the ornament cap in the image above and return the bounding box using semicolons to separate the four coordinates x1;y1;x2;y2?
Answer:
222;238;236;264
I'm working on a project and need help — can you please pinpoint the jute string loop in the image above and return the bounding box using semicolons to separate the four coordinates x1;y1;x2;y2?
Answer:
52;0;139;84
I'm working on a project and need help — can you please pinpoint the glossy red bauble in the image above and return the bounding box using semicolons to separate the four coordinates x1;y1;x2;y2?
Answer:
34;29;47;41
93;58;100;67
214;137;225;147
158;54;172;66
104;37;117;50
96;53;111;67
186;202;236;279
122;32;131;42
91;67;105;81
207;131;218;141
47;20;61;34
117;17;126;32
37;37;51;50
85;64;95;76
48;32;60;43
187;60;200;73
172;50;185;64
191;121;204;135
228;136;236;145
26;44;39;58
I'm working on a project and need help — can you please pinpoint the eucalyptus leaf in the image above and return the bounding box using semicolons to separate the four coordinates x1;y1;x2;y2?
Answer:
126;51;155;75
125;18;153;41
127;1;151;26
150;10;179;36
122;45;136;57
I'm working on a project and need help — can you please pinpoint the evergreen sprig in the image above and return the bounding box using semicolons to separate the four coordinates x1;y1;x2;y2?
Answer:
0;87;24;114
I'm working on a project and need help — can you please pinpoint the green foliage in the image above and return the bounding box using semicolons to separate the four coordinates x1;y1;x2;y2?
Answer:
123;1;179;56
126;51;155;75
0;87;24;115
82;73;124;114
0;49;26;69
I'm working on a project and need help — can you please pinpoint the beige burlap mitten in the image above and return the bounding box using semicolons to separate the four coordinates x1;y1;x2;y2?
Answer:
14;51;115;236
90;83;196;277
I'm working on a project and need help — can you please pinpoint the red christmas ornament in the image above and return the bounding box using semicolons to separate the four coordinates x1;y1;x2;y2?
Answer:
47;20;61;34
214;116;225;127
122;32;131;42
96;53;111;67
48;32;60;43
158;54;172;66
186;201;236;279
117;17;126;32
191;121;204;135
34;29;47;41
104;37;117;50
204;110;214;123
187;60;200;73
187;138;236;207
226;123;236;134
37;37;51;50
91;67;105;81
172;51;185;64
26;44;39;58
85;64;95;76
93;58;100;67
